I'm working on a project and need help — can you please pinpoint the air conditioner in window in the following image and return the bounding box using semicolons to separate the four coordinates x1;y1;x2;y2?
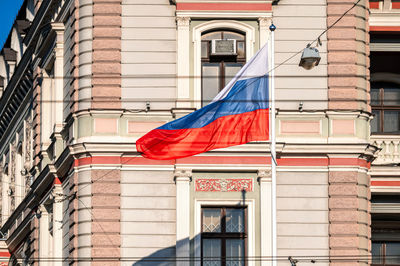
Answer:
211;39;236;55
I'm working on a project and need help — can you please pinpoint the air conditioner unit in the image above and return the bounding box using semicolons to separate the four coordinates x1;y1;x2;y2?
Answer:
211;39;236;55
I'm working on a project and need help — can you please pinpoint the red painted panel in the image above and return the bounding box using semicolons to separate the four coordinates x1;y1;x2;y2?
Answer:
277;158;328;166
370;26;400;32
369;2;380;9
54;177;62;185
121;157;175;165
176;3;272;11
75;156;369;167
392;2;400;9
177;156;270;165
0;251;10;257
371;180;400;186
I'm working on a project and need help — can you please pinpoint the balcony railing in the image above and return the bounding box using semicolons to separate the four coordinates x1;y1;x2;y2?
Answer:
371;135;400;165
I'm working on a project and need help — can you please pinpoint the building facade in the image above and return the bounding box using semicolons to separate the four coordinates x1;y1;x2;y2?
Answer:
0;0;397;265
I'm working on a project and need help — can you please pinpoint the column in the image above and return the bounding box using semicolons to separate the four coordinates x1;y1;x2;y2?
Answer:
38;205;51;266
175;168;192;266
258;169;272;266
176;17;191;108
258;17;271;47
52;182;63;266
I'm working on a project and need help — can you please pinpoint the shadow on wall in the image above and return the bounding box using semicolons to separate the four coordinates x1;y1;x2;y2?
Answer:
132;190;248;266
132;238;186;266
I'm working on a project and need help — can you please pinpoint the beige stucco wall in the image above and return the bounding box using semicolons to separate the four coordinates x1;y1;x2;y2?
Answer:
120;170;176;265
277;171;329;265
121;0;177;111
273;0;328;111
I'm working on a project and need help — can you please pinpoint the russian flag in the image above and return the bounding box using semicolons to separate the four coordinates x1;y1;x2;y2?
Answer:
136;44;270;160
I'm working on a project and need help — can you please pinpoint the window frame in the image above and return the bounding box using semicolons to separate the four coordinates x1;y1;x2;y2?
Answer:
192;20;256;110
200;30;246;107
194;199;256;266
201;206;248;266
371;82;400;134
372;241;400;266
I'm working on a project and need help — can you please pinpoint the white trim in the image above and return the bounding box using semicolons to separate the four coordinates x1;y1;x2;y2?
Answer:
194;199;256;266
177;11;272;19
372;186;400;193
177;17;191;108
176;175;191;266
192;20;256;109
371;42;400;52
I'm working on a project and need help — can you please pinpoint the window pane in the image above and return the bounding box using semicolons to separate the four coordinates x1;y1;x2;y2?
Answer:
372;243;383;264
203;239;221;266
383;111;400;133
237;42;245;58
223;32;245;41
226;209;244;233
371;110;380;133
384;87;400;106
224;64;243;87
202;42;209;58
226;239;245;266
385;242;400;264
202;64;220;106
203;209;221;232
202;32;222;41
371;88;380;106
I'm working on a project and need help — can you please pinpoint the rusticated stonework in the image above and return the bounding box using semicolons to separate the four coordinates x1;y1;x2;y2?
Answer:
327;0;369;111
195;178;253;192
92;0;122;109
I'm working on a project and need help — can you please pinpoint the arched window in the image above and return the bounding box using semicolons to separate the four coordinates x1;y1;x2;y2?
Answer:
201;30;246;106
371;82;400;133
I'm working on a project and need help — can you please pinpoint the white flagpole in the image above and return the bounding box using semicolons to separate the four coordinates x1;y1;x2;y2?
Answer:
269;23;277;266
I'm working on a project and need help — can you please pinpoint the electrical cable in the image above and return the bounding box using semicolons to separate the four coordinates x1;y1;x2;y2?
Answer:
0;1;387;263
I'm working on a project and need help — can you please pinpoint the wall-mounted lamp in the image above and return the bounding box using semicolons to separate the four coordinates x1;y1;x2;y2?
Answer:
299;44;321;70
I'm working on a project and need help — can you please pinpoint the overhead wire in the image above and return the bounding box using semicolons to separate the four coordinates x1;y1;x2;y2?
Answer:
1;0;383;263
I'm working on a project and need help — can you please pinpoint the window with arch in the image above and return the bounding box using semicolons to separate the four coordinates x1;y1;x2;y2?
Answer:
201;30;246;106
371;82;400;133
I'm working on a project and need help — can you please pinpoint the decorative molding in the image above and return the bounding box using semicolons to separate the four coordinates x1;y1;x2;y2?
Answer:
174;168;192;179
192;20;256;109
258;17;270;28
176;16;190;27
195;178;253;192
257;169;271;183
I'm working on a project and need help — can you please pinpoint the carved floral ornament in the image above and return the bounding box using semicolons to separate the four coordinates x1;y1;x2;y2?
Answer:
24;118;33;171
176;16;190;27
195;178;254;192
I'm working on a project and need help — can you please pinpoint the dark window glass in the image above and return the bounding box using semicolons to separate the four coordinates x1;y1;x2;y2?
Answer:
201;30;246;106
371;82;400;133
201;207;246;266
372;242;400;265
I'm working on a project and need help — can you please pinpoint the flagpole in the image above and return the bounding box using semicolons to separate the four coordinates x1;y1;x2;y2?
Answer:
269;23;277;266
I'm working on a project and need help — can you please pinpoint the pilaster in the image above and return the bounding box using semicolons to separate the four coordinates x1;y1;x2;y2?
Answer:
51;23;65;133
52;183;63;266
258;17;270;47
176;17;191;108
38;204;51;266
175;168;192;266
258;168;272;266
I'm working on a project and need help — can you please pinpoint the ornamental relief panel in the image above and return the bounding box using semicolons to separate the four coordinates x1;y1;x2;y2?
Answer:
195;178;253;192
24;118;33;193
